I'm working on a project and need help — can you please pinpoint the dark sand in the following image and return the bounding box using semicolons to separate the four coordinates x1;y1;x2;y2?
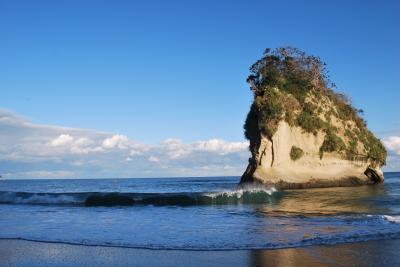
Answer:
1;239;399;267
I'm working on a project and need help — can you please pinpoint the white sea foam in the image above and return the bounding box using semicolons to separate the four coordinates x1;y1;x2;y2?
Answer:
205;186;277;199
0;192;81;205
383;215;400;224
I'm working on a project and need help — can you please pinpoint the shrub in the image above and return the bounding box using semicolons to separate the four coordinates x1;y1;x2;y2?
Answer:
256;89;284;138
290;146;304;161
296;109;324;135
344;139;358;159
319;131;346;159
244;103;260;154
364;132;387;165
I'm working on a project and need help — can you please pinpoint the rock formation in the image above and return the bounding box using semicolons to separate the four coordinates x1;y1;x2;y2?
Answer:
240;47;386;189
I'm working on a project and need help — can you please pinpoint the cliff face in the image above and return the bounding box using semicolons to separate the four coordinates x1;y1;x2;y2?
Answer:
241;120;384;188
241;47;386;188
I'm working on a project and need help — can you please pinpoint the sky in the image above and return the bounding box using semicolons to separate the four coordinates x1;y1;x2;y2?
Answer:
1;0;400;178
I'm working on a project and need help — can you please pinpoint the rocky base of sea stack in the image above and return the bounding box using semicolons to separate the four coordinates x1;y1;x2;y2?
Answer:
240;157;384;190
240;121;384;190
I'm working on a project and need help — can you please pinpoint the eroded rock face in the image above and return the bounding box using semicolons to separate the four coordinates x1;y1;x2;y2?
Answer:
240;121;384;189
240;47;386;189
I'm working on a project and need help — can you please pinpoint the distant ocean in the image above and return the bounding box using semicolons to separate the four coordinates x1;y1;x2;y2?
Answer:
0;173;400;250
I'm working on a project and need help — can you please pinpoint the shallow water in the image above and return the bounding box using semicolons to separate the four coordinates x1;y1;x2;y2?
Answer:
0;173;399;250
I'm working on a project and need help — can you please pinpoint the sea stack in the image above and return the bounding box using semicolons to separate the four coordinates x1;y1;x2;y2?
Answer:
241;47;387;189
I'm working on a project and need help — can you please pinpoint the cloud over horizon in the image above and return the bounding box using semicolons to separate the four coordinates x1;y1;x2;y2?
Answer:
383;136;400;171
0;109;250;179
384;136;400;156
1;109;399;179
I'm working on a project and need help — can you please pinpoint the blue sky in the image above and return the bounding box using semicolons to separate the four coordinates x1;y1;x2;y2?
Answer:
1;0;400;178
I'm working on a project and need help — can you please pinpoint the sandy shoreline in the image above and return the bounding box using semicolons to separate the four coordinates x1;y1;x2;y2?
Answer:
1;238;399;267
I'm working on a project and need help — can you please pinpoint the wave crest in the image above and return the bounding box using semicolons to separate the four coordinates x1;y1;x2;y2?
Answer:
205;186;277;199
383;215;400;224
0;187;278;207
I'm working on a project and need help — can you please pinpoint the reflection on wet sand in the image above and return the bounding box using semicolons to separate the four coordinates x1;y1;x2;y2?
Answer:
258;184;389;216
249;239;400;267
1;238;400;267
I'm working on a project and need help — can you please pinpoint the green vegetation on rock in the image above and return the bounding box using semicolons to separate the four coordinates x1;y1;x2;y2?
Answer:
243;47;387;166
296;104;325;135
319;130;346;159
290;146;304;161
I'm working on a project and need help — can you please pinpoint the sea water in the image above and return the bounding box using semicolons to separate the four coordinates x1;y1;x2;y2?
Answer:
0;173;399;250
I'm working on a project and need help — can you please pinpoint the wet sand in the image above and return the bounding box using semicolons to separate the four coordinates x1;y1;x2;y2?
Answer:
0;238;399;267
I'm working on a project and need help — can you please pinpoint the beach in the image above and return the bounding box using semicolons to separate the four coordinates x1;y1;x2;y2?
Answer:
1;176;400;261
1;238;400;267
1;0;399;266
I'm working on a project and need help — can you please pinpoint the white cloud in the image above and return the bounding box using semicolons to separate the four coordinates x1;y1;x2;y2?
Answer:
193;139;248;154
102;134;129;149
74;137;94;147
50;134;74;146
48;134;102;155
72;160;84;166
161;138;190;159
148;156;160;162
384;136;400;155
381;135;400;172
3;170;75;179
129;150;142;156
70;137;100;154
157;138;248;159
0;108;251;178
101;134;148;155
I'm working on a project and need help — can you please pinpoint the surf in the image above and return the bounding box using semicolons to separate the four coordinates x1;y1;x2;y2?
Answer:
0;187;278;207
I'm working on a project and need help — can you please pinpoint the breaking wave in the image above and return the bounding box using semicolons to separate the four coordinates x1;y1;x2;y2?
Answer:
0;186;278;207
383;215;400;224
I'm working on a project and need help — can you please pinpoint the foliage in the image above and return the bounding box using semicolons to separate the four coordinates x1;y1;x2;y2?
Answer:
244;103;260;154
319;130;346;159
347;139;358;158
243;47;387;166
296;106;324;135
290;146;304;161
362;131;387;165
249;47;329;97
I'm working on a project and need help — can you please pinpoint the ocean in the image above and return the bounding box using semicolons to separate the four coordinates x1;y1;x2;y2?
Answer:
0;173;399;250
